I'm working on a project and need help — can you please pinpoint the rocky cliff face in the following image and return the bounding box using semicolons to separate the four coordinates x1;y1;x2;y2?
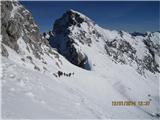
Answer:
49;9;101;70
104;31;160;74
1;1;43;56
1;1;62;72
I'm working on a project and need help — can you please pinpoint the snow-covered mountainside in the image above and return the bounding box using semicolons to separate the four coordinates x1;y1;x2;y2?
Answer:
50;9;160;75
1;1;160;119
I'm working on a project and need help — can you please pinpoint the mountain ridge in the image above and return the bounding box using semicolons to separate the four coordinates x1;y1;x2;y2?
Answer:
49;9;160;74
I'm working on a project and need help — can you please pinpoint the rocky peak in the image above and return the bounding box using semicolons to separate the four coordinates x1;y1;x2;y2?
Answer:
50;10;98;70
1;1;60;68
53;10;77;34
2;1;43;56
53;9;94;34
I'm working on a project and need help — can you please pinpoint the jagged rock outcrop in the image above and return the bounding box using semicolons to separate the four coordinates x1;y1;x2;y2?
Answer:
50;10;91;69
1;1;44;56
1;1;62;71
104;31;160;74
1;1;56;57
49;9;102;70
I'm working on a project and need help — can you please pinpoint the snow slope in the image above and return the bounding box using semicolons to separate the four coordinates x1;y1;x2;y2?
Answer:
1;1;160;119
2;53;159;119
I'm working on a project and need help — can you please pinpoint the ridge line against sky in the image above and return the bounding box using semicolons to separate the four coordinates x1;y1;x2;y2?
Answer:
20;1;160;33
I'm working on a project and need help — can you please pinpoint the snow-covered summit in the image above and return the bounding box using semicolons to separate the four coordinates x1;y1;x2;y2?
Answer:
67;9;94;22
50;9;99;69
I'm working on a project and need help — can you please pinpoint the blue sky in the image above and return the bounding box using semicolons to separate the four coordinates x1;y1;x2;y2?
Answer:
20;1;159;33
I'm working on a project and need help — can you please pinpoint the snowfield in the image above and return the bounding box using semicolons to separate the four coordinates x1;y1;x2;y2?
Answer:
1;46;159;119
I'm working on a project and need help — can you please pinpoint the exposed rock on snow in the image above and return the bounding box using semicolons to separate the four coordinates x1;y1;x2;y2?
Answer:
1;1;62;71
50;9;97;70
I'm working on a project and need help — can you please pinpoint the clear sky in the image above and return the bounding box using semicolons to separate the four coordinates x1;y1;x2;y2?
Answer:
20;1;159;33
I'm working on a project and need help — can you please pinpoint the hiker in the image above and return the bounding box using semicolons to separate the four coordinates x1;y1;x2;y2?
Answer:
57;71;63;77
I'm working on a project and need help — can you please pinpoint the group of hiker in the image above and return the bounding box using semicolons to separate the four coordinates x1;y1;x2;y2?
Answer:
53;71;74;77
